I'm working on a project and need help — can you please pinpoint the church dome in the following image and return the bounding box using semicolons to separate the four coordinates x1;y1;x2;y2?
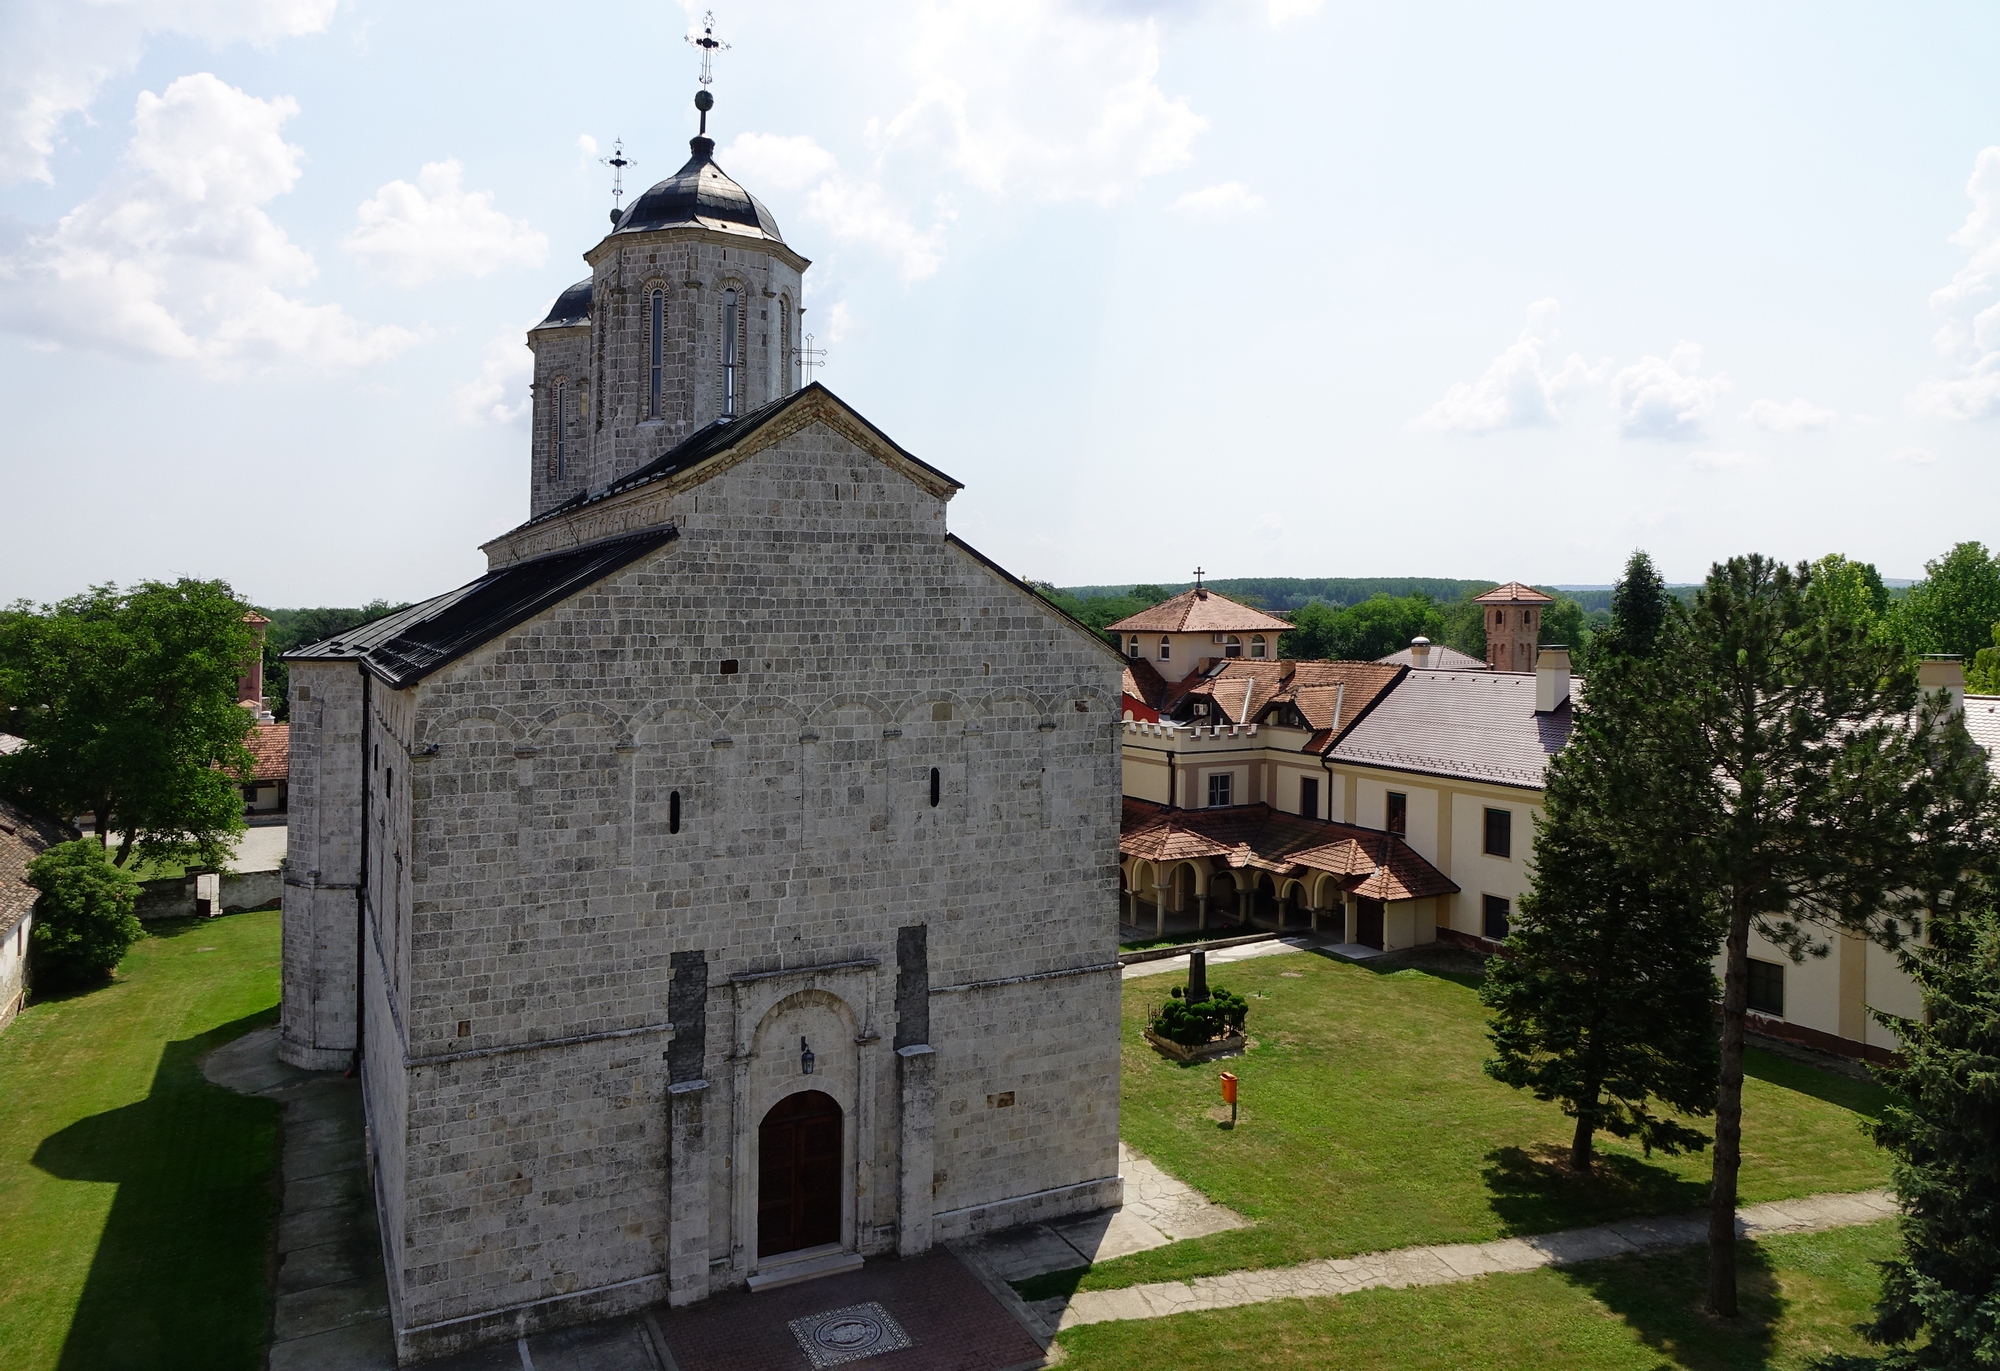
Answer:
532;278;592;330
613;137;785;244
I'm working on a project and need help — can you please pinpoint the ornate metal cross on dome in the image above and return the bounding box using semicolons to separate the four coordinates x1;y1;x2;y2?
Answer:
687;10;729;89
599;138;635;223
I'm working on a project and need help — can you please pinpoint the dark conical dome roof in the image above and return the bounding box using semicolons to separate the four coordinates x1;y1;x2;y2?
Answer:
532;278;592;330
613;137;785;244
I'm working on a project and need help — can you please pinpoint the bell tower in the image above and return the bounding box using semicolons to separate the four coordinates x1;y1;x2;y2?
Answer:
1472;582;1554;672
526;74;810;518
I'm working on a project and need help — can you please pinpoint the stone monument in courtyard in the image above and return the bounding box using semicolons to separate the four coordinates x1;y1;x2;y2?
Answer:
277;81;1124;1363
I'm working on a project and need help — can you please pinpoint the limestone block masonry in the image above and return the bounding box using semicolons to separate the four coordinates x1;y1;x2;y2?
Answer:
282;413;1127;1362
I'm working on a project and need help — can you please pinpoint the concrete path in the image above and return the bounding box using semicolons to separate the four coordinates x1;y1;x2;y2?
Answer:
1122;934;1334;980
956;1143;1248;1284
204;1027;397;1371
1038;1188;1898;1334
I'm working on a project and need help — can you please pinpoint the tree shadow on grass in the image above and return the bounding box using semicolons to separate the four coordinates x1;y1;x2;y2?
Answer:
1484;1143;1709;1238
1557;1237;1787;1371
1743;1047;1887;1121
33;1009;280;1371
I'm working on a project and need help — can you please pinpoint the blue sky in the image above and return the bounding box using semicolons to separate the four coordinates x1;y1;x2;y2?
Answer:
1;1;1997;607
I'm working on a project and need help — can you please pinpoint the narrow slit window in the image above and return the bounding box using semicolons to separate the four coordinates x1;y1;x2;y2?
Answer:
553;380;567;478
929;767;940;808
648;289;664;418
722;288;739;417
669;790;681;835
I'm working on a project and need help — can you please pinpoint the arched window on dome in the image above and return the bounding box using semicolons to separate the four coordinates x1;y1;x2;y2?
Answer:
647;287;665;419
722;287;741;418
1250;634;1267;659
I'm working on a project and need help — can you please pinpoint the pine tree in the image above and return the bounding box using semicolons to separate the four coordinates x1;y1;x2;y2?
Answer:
1825;904;2000;1369
1653;556;1995;1318
1483;552;1720;1170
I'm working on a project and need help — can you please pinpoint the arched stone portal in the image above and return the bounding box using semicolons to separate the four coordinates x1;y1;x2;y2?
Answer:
757;1090;844;1257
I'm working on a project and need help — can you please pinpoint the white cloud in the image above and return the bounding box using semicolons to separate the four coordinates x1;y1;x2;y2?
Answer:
344;160;546;288
451;328;531;426
724;133;839;192
576;133;598;169
1743;396;1838;432
1889;445;1936;465
1173;181;1265;216
1913;145;2000;420
0;0;336;184
1264;0;1326;25
1610;341;1730;440
879;1;1205;207
822;300;853;345
0;73;416;374
1415;300;1609;434
1688;448;1755;470
721;132;952;282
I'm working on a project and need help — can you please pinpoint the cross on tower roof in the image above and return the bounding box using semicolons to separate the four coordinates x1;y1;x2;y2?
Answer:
599;138;635;224
688;10;728;88
1192;567;1206;591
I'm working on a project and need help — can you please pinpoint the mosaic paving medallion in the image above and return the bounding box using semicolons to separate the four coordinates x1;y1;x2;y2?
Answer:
786;1301;913;1368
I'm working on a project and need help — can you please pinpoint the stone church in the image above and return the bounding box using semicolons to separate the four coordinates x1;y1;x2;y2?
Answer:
279;101;1125;1362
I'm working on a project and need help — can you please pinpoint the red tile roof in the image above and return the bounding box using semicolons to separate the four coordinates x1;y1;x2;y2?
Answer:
1;798;73;933
1119;798;1458;902
1168;659;1405;745
1472;581;1555;605
1107;588;1292;635
247;723;289;783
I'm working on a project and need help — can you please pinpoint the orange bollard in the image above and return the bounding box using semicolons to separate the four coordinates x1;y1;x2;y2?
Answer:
1219;1071;1238;1126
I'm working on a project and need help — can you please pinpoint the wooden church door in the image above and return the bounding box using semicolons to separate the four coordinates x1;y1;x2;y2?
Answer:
757;1090;843;1257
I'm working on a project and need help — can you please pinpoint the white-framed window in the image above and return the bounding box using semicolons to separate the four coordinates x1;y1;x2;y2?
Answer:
1207;772;1232;807
1250;634;1267;659
1225;635;1242;658
1127;635;1140;658
1158;637;1171;661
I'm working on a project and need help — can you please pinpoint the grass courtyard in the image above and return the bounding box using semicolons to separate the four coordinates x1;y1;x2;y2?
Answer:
1057;1220;1901;1370
1047;948;1887;1298
0;910;282;1371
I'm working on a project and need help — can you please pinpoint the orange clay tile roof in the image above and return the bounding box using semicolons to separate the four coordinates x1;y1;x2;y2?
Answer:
1;796;73;933
1120;798;1458;903
1121;656;1173;713
247;723;289;783
1167;659;1405;744
1106;588;1292;635
1471;581;1555;605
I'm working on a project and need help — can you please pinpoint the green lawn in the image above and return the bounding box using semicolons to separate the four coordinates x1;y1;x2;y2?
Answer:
0;910;283;1371
1073;949;1886;1295
1056;1219;1900;1369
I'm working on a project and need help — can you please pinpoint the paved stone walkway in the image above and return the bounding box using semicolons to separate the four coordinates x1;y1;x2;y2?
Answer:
1121;934;1347;981
956;1144;1247;1284
1036;1188;1898;1334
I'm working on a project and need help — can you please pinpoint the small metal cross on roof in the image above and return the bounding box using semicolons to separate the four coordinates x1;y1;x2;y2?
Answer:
795;332;827;385
1192;567;1206;591
688;10;729;88
600;138;635;214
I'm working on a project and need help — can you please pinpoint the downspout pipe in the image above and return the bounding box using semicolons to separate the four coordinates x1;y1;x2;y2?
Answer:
349;662;371;1078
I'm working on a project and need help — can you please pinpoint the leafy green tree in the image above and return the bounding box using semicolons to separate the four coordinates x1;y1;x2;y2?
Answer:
1806;554;1892;632
0;580;256;870
259;601;408;720
1281;593;1444;661
1815;904;2000;1369
1031;583;1174;651
1889;541;2000;659
1538;595;1589;655
1651;556;1995;1317
1438;596;1488;661
1484;552;1720;1170
1967;622;2000;695
27;839;144;987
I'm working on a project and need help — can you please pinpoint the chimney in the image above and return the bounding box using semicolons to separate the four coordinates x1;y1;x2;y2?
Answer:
239;612;270;712
1409;635;1432;669
1535;645;1571;714
1918;655;1966;718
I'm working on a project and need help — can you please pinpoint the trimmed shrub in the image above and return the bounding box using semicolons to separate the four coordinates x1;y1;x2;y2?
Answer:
1151;983;1250;1046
